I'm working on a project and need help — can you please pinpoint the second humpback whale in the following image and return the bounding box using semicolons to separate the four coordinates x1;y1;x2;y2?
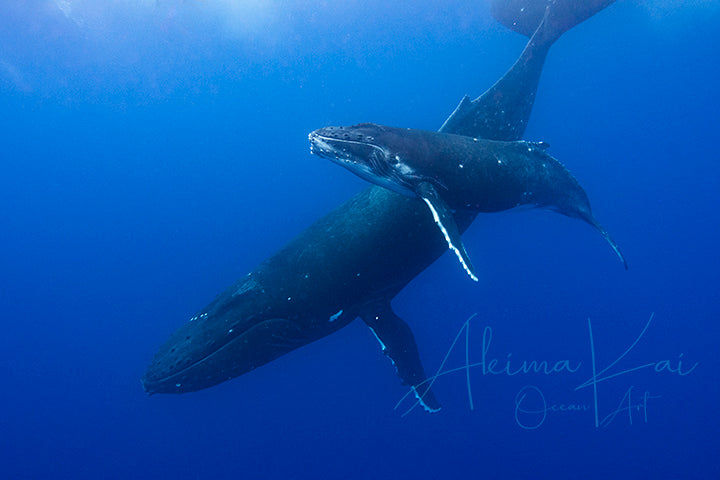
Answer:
143;0;619;411
309;123;627;281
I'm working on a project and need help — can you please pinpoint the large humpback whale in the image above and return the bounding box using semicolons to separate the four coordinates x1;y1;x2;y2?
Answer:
309;123;627;281
143;0;618;412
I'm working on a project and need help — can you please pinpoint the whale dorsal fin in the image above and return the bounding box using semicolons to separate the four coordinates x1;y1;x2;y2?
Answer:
416;182;478;282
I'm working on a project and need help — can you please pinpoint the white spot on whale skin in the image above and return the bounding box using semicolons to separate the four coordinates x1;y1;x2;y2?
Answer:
329;310;343;322
397;162;414;175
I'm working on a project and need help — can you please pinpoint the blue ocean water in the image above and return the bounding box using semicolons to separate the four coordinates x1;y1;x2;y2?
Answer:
1;1;718;478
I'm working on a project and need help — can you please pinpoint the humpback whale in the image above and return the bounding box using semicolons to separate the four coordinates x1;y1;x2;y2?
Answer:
143;0;618;412
309;124;627;281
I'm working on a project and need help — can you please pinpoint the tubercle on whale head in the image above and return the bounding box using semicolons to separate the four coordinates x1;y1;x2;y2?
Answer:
142;263;361;396
310;123;388;142
308;124;418;198
141;285;311;395
141;314;311;395
309;124;389;156
141;307;248;395
308;125;386;162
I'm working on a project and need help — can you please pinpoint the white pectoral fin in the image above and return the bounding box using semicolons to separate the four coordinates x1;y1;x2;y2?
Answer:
416;182;478;282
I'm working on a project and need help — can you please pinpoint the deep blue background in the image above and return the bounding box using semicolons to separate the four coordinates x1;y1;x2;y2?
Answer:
1;1;718;478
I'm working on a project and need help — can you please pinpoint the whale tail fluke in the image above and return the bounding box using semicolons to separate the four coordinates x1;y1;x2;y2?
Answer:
441;0;616;141
491;0;617;41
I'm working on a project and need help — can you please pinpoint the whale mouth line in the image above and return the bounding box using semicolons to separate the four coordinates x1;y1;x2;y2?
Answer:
309;131;387;165
143;333;243;392
309;129;416;197
143;319;267;392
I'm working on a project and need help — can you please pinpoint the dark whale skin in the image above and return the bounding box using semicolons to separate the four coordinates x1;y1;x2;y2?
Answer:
143;0;618;409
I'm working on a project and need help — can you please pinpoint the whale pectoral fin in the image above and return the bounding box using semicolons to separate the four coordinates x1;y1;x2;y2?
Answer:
361;304;441;413
416;182;478;282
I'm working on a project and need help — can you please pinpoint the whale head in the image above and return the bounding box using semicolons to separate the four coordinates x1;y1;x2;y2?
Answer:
309;123;425;198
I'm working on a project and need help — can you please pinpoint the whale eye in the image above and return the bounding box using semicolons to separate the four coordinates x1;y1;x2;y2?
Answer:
389;154;401;165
